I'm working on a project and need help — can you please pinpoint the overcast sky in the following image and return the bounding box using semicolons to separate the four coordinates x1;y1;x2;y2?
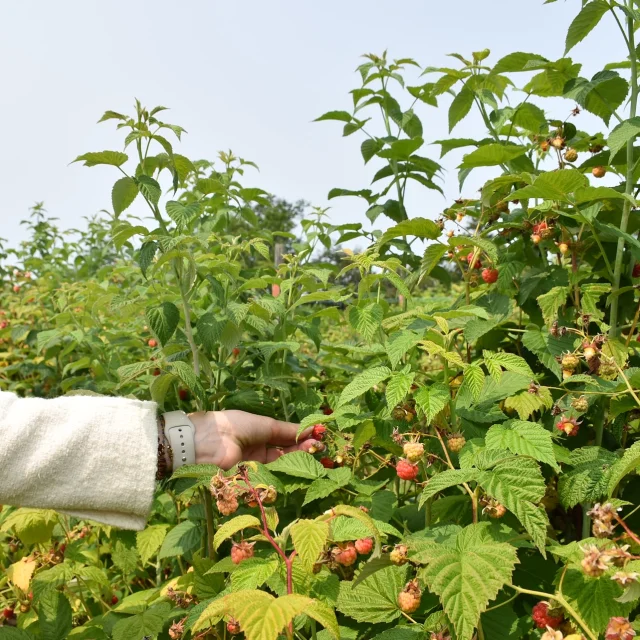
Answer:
0;1;627;249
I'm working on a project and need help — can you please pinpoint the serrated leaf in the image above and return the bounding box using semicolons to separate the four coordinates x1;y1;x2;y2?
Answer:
561;568;633;633
503;386;553;420
1;509;57;545
231;558;279;591
158;520;202;559
337;565;409;624
482;351;534;381
337;366;391;407
111;176;138;217
485;421;558;470
419;469;479;508
608;440;640;495
112;603;172;640
146;302;180;346
386;331;422;369
420;524;518;640
268;451;327;480
290;520;329;569
608;117;640;161
304;469;352;506
378;218;441;247
386;369;415;408
449;235;499;264
414;382;449;423
421;244;448;278
449;86;474;132
348;303;383;341
136;524;170;565
558;446;618;508
38;589;73;640
460;364;485;401
213;515;262;551
459;144;527;168
167;361;207;406
565;0;609;53
7;558;37;592
73;150;128;167
508;170;588;201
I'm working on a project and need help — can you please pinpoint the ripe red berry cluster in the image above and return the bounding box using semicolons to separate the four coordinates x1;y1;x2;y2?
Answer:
231;541;255;565
354;537;373;555
312;424;327;440
332;542;357;566
396;459;419;481
481;268;499;284
531;602;563;629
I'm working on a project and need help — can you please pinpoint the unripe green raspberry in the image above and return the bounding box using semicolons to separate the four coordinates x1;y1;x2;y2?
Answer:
570;396;589;413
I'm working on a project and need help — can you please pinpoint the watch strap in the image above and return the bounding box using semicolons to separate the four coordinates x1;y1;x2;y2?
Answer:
162;411;196;470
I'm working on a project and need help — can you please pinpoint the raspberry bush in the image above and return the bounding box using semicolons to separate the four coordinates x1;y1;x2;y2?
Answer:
3;2;640;639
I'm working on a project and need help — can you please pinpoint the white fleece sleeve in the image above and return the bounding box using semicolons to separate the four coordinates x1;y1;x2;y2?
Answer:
0;391;158;530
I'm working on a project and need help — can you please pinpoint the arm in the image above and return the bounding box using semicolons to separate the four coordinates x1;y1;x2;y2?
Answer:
0;391;158;531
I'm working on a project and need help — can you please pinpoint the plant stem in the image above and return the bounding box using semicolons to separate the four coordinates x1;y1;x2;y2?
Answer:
610;0;638;337
615;513;640;546
202;488;216;559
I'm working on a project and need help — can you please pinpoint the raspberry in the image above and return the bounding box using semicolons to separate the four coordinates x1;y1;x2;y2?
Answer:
312;424;327;440
466;252;482;269
178;388;189;401
481;268;499;284
231;541;255;565
531;233;541;244
403;442;424;463
2;607;15;619
307;442;325;454
598;360;618;381
541;630;564;640
606;616;635;640
232;347;241;357
570;396;589;413
561;353;580;370
592;166;607;179
355;538;373;555
215;487;239;516
540;140;550;152
396;459;419;481
148;338;158;348
447;434;466;453
111;595;119;605
556;417;580;437
397;579;422;613
322;406;334;415
558;242;570;254
259;485;278;505
390;544;408;565
320;457;335;469
333;542;357;566
168;619;186;640
564;148;578;162
153;368;161;376
532;602;563;629
583;343;598;360
392;406;408;421
551;136;565;149
227;618;242;635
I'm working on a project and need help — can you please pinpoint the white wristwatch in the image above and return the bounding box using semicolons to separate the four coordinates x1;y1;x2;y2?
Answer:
162;411;196;470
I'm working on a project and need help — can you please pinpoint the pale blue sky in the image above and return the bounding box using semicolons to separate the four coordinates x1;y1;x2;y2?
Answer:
0;1;627;248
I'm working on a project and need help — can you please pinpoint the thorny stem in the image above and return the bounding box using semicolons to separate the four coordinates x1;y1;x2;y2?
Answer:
610;0;638;337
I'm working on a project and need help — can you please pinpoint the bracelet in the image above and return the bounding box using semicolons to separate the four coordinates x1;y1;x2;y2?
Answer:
156;414;174;481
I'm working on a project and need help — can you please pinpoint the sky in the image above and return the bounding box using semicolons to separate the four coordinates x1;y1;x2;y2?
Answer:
0;1;628;250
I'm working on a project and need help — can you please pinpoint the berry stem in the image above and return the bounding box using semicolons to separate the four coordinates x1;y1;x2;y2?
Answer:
614;513;640;547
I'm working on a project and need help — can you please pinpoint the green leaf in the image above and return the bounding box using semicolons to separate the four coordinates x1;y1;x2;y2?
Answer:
432;138;478;158
111;177;138;217
361;138;383;163
137;175;162;205
460;364;485;401
194;591;339;639
112;603;172;640
138;241;157;277
137;524;170;565
421;244;448;277
378;217;441;246
290;520;329;569
112;222;149;249
565;0;609;53
378;137;424;160
213;515;262;550
386;368;415;408
414;383;450;423
304;468;352;506
38;589;73;640
158;520;202;559
349;303;383;341
196;312;224;352
562;568;633;633
448;235;499;264
564;71;629;125
537;286;569;325
420;524;518;640
268;451;327;480
166;200;201;229
0;509;57;545
337;366;391;407
167;361;207;406
385;331;422;369
482;351;534;381
503;386;554;420
0;630;35;639
449;86;475;132
607;440;640;496
337;565;409;624
492;52;549;73
559;447;617;508
146;302;180;346
231;558;279;591
485;421;558;470
419;469;479;507
508;169;588;201
607;116;640;160
111;541;139;574
73;150;128;167
459;144;527;169
315;111;353;123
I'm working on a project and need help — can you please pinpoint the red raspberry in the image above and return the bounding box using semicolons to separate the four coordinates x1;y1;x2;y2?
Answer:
333;542;357;566
227;618;241;635
481;268;499;284
355;538;373;555
556;417;580;437
606;616;635;640
13;285;20;293
230;541;255;565
633;264;640;278
532;602;563;629
148;338;158;348
111;595;119;605
320;457;335;469
322;406;334;415
178;388;189;401
396;459;419;481
152;368;161;376
312;424;327;440
232;347;241;357
3;607;15;619
466;252;482;269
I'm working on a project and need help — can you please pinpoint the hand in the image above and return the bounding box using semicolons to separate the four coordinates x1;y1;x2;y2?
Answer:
187;410;321;470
